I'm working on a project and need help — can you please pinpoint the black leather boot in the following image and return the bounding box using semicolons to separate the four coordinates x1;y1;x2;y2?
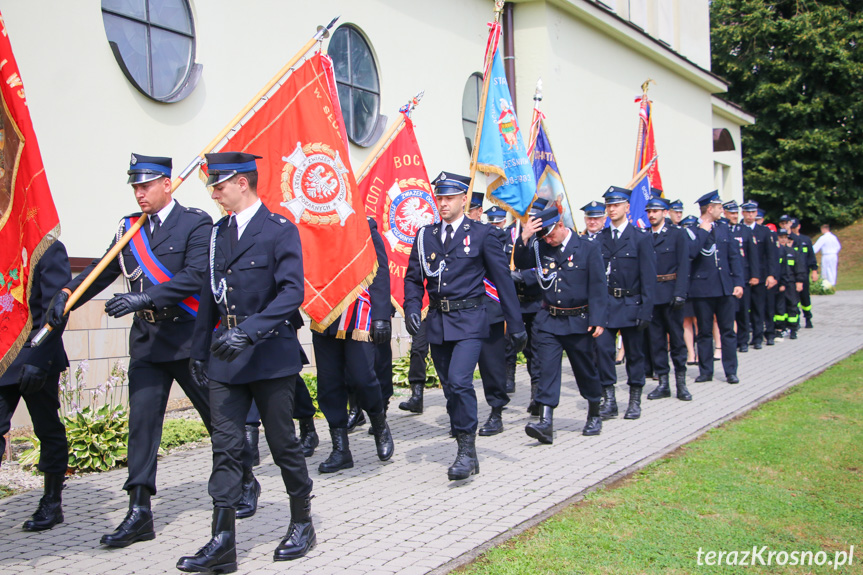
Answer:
299;418;319;457
505;363;516;394
368;412;394;461
23;473;64;531
236;466;260;519
676;372;692;401
244;425;260;467
623;386;642;420
318;428;353;473
805;317;813;329
274;496;316;561
599;386;618;420
647;374;671;400
447;433;479;480
177;507;237;573
100;486;155;547
398;384;424;413
478;406;504;436
525;405;553;444
582;402;602;436
346;395;366;432
527;383;540;416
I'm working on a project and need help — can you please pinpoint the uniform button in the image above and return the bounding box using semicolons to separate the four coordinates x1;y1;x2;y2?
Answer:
227;269;232;275
557;300;561;304
274;331;279;336
231;305;236;310
251;261;255;265
443;283;447;286
169;246;174;250
228;287;234;292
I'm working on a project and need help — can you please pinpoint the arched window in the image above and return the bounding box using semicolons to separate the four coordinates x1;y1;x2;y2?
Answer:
461;72;483;155
329;25;382;147
101;0;201;103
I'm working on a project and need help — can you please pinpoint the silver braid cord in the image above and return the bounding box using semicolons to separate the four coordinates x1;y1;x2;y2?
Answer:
533;240;557;291
417;228;445;279
209;225;227;304
115;220;143;282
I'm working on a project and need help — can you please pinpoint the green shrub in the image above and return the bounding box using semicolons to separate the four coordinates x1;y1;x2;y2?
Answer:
160;419;208;450
300;372;324;418
392;353;440;388
809;278;836;295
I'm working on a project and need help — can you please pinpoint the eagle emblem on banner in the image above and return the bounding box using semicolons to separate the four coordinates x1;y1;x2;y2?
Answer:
382;179;437;253
280;141;354;226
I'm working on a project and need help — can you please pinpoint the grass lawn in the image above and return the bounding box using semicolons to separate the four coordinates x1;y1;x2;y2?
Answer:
814;219;863;291
460;350;863;575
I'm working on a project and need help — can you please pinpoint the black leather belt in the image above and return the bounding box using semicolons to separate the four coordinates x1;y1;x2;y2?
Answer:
136;307;185;323
547;304;589;317
518;294;541;303
657;273;677;282
220;314;250;329
608;287;639;298
429;297;483;313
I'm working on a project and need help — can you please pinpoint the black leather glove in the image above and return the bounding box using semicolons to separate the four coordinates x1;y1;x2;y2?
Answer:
510;269;525;285
371;319;391;346
189;359;209;388
210;327;252;362
406;313;422;336
671;296;686;311
46;290;69;328
105;292;154;318
510;330;528;353
19;364;48;395
635;318;650;332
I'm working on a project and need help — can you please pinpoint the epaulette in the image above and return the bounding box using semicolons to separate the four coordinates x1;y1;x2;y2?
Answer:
268;213;288;225
185;206;206;215
215;215;230;226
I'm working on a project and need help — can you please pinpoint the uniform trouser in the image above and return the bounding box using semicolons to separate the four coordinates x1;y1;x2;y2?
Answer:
504;312;541;387
408;320;429;386
649;303;687;376
246;378;317;423
775;286;801;331
312;334;384;429
736;284;752;348
534;330;602;408
643;329;654;375
374;338;394;407
596;326;646;388
0;375;67;474
765;285;778;338
429;338;482;435
693;296;738;378
749;283;767;345
209;376;312;507
477;322;509;409
799;279;812;319
126;358;212;494
593;330;617;387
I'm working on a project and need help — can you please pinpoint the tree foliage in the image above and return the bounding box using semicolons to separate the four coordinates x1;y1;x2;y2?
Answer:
711;0;863;229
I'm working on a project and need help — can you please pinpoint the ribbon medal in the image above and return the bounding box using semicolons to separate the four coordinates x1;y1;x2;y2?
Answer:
463;236;471;254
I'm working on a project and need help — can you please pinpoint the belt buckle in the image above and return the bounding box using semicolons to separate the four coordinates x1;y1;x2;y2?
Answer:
613;288;623;298
226;314;238;329
439;300;451;313
140;310;156;323
549;307;558;317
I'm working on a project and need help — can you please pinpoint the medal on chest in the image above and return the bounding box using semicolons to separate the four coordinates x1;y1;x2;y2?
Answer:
463;236;471;254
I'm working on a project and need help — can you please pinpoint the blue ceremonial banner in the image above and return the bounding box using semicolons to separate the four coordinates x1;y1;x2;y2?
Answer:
474;40;536;218
629;174;651;228
532;122;575;229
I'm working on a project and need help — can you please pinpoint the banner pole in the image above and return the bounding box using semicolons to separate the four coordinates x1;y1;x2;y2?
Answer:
32;17;340;347
355;91;424;184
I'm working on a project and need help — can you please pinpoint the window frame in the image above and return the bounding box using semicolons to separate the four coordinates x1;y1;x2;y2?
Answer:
329;24;383;147
462;72;483;155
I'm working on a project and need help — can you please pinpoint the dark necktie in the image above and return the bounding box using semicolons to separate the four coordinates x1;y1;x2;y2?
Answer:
149;214;161;241
228;215;239;254
613;229;619;242
443;224;453;252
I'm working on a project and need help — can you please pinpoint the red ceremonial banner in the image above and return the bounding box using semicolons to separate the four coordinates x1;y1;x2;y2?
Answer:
634;95;664;193
0;12;60;375
217;54;376;329
360;115;438;314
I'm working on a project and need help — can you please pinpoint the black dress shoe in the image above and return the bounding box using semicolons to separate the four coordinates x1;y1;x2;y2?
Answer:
805;318;813;329
23;473;64;531
694;374;713;383
101;486;155;547
398;384;424;414
753;342;763;350
525;405;553;444
236;474;260;519
739;344;749;353
448;433;479;480
675;372;692;401
346;397;366;432
623;387;642;420
582;402;602;436
647;374;671;400
478;407;504;436
726;374;740;384
504;364;516;394
177;507;237;573
789;330;798;340
274;496;316;561
598;386;618;420
299;418;319;457
368;412;394;461
318;428;353;473
765;338;775;346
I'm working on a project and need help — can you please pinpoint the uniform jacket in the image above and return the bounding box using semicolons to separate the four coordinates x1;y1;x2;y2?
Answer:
689;220;745;298
67;202;212;362
404;218;523;345
729;223;761;283
513;231;607;336
192;203;305;384
319;217;391;337
0;242;71;386
747;222;778;281
793;233;818;271
778;243;807;286
599;224;656;328
505;223;542;314
652;223;692;304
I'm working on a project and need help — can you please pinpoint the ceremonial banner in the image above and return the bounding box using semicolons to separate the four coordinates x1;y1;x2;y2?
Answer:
633;92;664;193
472;21;536;219
361;113;439;314
629;173;651;229
530;121;575;229
0;13;60;375
213;53;376;329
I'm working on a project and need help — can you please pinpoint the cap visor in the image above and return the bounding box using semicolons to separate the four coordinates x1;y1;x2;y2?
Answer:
127;172;166;185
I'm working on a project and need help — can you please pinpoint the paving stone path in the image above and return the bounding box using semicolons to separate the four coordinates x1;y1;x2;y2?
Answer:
0;292;860;575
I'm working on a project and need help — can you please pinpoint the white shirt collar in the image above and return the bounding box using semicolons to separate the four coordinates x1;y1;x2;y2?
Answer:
233;199;262;239
611;219;628;236
559;229;573;250
151;199;176;231
443;214;465;234
652;223;665;235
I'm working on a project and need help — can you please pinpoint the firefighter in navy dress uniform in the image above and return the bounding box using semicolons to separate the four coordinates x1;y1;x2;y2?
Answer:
312;216;394;474
689;191;744;384
178;152;315;572
740;201;777;349
595;187;656;421
513;205;607;442
403;171;526;481
643;198;693;401
46;154;230;547
722;200;760;353
1;240;70;532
